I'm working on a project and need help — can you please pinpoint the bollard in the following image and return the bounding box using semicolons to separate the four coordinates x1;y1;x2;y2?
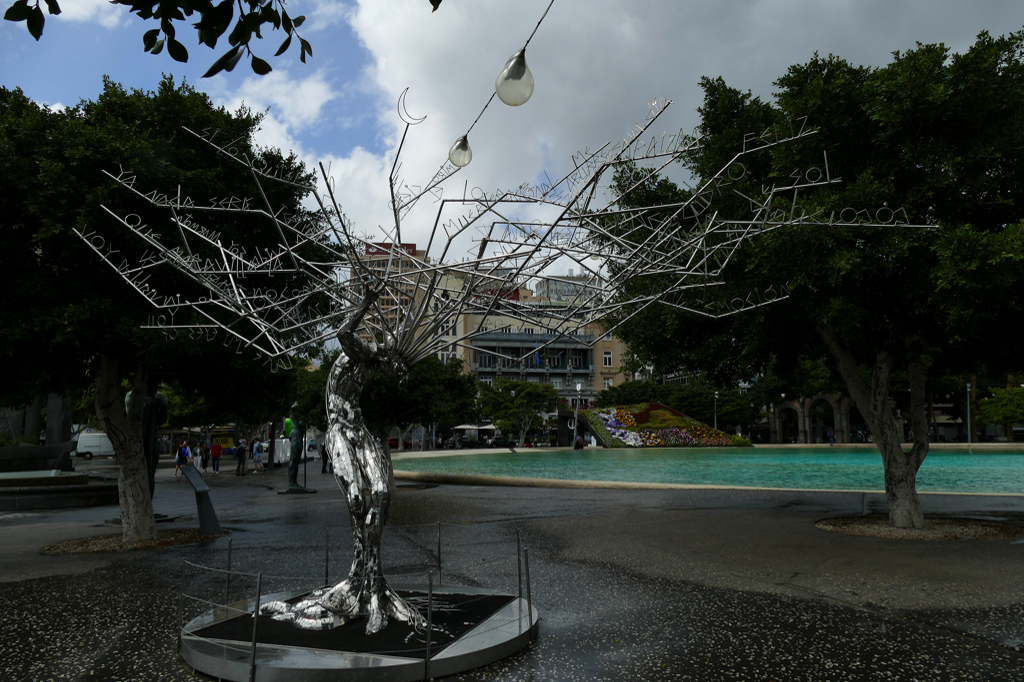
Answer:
325;527;330;586
524;548;534;642
249;572;263;682
436;521;442;586
224;537;233;607
424;572;434;681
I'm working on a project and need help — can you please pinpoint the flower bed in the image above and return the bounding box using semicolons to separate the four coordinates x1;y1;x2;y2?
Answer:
585;403;739;448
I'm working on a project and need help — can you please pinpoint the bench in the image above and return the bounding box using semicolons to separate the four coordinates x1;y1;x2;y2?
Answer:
182;466;222;535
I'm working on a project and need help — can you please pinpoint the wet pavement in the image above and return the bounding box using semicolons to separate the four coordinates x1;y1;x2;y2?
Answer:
1;458;1023;681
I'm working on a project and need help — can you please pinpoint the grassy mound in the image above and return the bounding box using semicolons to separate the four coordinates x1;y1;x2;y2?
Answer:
583;402;750;448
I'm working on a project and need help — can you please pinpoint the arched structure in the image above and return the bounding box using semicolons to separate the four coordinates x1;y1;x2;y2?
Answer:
768;394;901;444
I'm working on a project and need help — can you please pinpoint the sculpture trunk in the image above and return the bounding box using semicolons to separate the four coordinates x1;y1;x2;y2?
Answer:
261;325;425;634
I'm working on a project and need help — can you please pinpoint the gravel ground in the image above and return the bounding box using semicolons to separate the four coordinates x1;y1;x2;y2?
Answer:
3;481;1023;681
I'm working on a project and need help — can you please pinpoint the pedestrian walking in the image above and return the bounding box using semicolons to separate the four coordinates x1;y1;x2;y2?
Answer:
199;442;210;473
252;439;266;473
318;440;329;474
173;440;190;479
210;441;222;473
235;438;247;476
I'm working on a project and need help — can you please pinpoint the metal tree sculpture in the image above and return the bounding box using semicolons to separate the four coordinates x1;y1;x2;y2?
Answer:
76;70;926;634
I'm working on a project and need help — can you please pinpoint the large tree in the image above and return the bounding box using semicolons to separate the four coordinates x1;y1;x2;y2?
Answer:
609;31;1024;528
0;77;318;542
359;356;479;455
479;378;558;447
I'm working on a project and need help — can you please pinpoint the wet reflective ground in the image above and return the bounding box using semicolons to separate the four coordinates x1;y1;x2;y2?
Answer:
2;465;1023;681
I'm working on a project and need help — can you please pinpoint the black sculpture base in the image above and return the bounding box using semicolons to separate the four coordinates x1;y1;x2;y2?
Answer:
180;584;538;681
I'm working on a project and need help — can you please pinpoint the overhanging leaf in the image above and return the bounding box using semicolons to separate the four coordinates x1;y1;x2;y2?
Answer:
250;55;271;75
273;32;291;57
167;37;188;62
142;27;159;51
4;0;31;21
201;44;239;77
26;5;43;39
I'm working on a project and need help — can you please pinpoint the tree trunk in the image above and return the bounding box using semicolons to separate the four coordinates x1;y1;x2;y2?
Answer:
23;394;44;444
820;326;926;529
45;393;73;445
95;354;156;545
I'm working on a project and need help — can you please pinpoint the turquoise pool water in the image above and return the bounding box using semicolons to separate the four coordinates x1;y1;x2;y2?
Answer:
394;448;1024;494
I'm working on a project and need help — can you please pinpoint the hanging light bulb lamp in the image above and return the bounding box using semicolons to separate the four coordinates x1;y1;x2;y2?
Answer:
495;48;535;106
448;135;473;167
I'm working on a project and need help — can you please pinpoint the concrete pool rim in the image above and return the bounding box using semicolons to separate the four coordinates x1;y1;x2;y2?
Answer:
393;469;1024;497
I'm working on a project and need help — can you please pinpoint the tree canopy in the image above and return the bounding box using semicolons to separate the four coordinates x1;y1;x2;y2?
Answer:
0;76;320;541
607;30;1024;527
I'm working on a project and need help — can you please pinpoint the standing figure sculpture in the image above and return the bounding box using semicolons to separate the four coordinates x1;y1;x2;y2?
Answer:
287;407;304;490
262;293;426;633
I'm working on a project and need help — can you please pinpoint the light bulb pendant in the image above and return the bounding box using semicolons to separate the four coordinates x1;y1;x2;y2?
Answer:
449;135;473;167
495;48;535;106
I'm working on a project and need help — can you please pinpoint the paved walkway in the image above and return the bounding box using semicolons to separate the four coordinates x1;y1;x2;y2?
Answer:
1;458;1023;681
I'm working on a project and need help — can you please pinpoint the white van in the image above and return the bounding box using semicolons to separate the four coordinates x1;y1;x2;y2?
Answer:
74;433;116;459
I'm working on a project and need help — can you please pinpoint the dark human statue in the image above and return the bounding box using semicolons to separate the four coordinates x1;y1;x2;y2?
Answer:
288;409;304;489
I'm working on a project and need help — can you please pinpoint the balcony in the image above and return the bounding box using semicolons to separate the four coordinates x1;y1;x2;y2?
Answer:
473;330;595;344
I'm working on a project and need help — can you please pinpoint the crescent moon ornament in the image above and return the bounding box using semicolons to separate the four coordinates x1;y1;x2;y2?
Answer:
396;88;426;126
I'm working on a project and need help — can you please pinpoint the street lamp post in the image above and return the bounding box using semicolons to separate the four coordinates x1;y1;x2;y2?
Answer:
573;382;582;448
714;391;719;431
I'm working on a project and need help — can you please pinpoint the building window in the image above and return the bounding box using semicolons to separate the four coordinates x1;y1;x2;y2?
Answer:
571;350;583;368
604;377;614;389
480;376;492;386
603;350;613;367
552;377;562;390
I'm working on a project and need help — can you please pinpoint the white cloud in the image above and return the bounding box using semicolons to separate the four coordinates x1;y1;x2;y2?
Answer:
205;0;1024;267
319;0;1024;261
302;0;352;34
219;69;339;132
54;0;121;28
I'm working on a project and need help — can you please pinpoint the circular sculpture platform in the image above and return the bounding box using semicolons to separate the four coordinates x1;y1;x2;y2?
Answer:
180;583;539;681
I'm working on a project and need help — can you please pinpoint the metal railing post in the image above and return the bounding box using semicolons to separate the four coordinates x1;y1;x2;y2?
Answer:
524;548;534;642
325;527;330;586
516;529;523;633
224;537;233;606
436;521;442;586
249;572;263;682
424;572;434;681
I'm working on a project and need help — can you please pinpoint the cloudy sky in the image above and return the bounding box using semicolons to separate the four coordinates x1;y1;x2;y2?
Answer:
3;0;1023;258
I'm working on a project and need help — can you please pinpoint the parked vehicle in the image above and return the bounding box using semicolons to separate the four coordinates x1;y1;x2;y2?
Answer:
488;436;511;449
73;433;116;459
